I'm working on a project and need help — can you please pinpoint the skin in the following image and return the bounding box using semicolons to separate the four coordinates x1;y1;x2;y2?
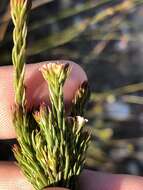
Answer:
0;61;143;190
0;60;87;139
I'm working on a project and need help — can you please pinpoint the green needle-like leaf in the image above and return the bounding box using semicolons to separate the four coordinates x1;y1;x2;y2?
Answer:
11;1;90;190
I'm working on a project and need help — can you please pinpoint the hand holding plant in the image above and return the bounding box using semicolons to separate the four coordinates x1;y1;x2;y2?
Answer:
10;0;90;189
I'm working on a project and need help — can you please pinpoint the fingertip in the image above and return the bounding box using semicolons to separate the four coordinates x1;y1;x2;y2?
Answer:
0;60;87;139
78;170;143;190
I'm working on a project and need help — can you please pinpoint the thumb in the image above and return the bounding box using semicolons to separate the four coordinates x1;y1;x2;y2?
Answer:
0;60;87;139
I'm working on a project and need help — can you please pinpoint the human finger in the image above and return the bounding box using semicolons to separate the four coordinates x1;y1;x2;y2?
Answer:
78;169;143;190
0;162;31;190
0;164;143;190
0;60;87;139
0;162;69;190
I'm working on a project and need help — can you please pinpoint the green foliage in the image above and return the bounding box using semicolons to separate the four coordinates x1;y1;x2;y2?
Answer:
13;63;90;190
4;0;143;178
11;0;30;107
11;1;90;190
1;0;143;64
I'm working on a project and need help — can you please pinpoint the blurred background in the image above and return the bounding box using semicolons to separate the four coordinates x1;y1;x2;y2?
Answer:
1;0;143;176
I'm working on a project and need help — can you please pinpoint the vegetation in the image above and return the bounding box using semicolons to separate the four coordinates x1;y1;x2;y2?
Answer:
10;0;89;189
1;0;143;177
